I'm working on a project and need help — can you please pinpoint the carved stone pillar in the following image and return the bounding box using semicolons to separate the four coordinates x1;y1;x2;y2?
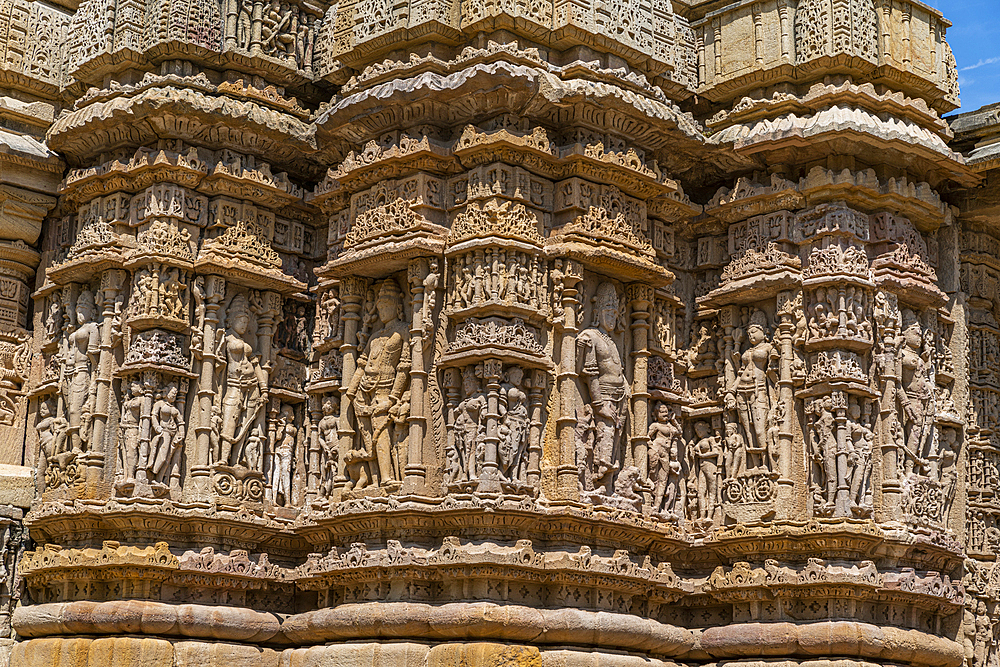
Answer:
554;260;583;502
478;358;503;493
86;269;125;484
336;277;366;492
306;395;321;504
135;370;157;484
833;390;851;517
442;368;460;490
191;275;226;500
527;369;546;493
774;290;799;520
627;283;653;480
403;258;428;494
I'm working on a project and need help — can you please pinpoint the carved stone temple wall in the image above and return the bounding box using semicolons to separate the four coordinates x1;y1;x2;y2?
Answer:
0;0;998;664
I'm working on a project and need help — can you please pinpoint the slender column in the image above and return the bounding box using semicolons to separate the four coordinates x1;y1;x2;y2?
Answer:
527;369;546;493
478;359;503;493
306;396;321;504
223;0;238;49
191;275;226;500
86;269;125;482
777;0;791;60
554;259;583;501
901;4;912;68
250;0;264;53
627;284;653;480
337;277;366;490
775;290;798;482
879;294;903;521
135;370;157;483
833;391;851;517
403;258;428;494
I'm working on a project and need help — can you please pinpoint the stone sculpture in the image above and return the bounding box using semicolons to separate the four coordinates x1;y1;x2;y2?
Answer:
343;279;410;492
576;282;629;498
215;294;269;469
0;0;996;665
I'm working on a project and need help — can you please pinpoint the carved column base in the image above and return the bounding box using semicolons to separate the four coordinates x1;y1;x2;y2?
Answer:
184;466;214;503
551;464;580;503
475;466;502;494
81;451;105;485
401;465;426;494
881;481;903;523
774;478;795;521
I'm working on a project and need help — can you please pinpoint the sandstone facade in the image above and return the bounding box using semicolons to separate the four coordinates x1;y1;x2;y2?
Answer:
0;0;995;665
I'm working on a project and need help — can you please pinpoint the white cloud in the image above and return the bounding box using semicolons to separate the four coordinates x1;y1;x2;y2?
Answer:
962;57;1000;71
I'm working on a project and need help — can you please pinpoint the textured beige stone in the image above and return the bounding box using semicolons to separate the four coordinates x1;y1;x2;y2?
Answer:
0;0;995;665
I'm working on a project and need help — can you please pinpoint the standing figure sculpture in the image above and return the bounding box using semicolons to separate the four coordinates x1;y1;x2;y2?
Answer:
898;310;936;467
692;420;722;522
118;380;144;481
151;383;185;486
498;365;530;485
270;404;296;506
215;294;269;468
576;282;629;495
345;279;411;490
64;291;101;453
35;398;67;492
448;365;486;485
318;396;339;496
727;309;778;473
647;402;681;516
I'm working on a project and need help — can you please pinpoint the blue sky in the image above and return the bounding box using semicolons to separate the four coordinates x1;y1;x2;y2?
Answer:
934;0;1000;113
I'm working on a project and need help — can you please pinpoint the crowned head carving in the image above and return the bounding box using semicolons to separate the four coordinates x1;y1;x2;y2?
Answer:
76;290;97;324
747;309;768;343
593;282;620;332
229;294;251;336
901;309;921;349
376;279;403;324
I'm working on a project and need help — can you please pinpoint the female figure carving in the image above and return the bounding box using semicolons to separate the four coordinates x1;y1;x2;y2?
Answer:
64;290;100;453
498;365;529;484
118;380;143;480
215;294;268;467
727;309;778;473
647;402;681;515
898;310;935;465
345;279;411;489
450;365;486;484
151;383;185;484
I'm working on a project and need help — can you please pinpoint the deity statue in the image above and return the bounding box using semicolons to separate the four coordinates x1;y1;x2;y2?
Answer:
647;402;681;516
320;288;340;340
808;395;838;513
318;396;339;496
691;420;722;522
150;382;185;486
726;309;778;474
35;397;67;491
422;258;439;334
117;380;143;481
498;365;530;485
162;268;187;319
847;399;873;514
270;404;296;506
215;294;269;468
344;279;411;490
448;365;486;485
898;309;936;467
63;290;101;453
576;282;629;494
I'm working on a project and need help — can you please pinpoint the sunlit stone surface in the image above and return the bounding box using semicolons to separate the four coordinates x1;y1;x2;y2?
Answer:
0;0;996;665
